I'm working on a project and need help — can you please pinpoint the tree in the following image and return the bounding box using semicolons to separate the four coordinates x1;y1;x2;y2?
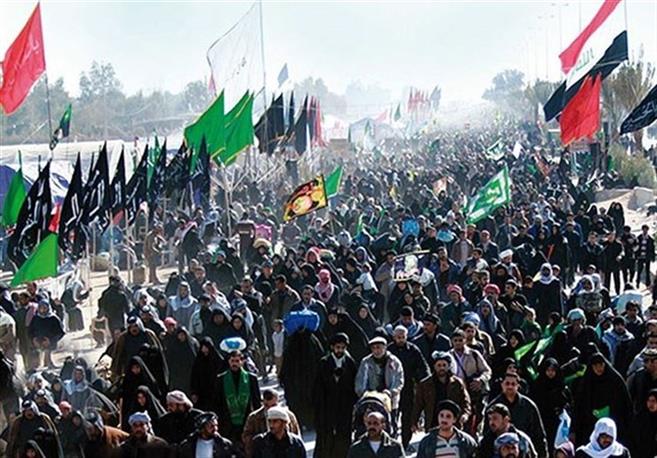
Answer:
524;79;560;123
0;78;71;144
180;80;212;114
483;69;528;117
602;50;655;148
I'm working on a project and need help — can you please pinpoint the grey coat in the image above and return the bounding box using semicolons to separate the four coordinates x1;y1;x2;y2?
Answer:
355;352;405;409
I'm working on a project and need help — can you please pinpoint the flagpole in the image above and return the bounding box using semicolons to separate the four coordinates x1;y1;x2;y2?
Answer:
258;0;268;182
44;73;53;149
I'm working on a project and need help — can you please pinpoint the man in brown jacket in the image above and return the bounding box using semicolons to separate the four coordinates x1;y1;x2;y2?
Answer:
6;401;60;458
411;351;471;433
82;410;129;458
242;389;300;457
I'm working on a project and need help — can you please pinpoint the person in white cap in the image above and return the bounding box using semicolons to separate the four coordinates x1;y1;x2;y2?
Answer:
355;336;404;436
251;406;306;457
118;411;172;457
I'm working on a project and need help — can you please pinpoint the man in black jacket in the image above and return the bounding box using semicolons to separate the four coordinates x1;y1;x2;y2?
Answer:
178;412;240;458
251;406;306;458
157;391;203;445
412;313;451;364
313;333;358;458
636;224;655;287
486;373;548;458
97;275;131;333
602;231;624;295
388;325;430;451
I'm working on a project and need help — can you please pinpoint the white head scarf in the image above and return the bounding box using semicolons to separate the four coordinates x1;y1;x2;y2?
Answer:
577;418;625;458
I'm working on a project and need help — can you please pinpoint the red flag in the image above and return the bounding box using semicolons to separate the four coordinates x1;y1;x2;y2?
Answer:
559;0;621;74
0;3;46;114
48;202;61;233
560;74;602;145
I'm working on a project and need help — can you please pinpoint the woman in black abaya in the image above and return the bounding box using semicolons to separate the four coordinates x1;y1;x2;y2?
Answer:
190;337;225;411
164;327;198;394
125;385;167;433
530;358;572;454
118;356;161;432
571;353;632;446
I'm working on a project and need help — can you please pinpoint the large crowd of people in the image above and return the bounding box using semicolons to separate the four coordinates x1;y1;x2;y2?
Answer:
1;122;657;458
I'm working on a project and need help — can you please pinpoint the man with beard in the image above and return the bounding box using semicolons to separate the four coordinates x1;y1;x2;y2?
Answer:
479;403;538;458
292;285;328;329
117;411;172;457
412;351;471;433
242;389;300;458
6;401;60;458
387;325;429;452
97;275;132;333
346;412;404;458
207;251;239;295
214;350;262;446
178;412;239;458
412;313;451;363
251;406;306;458
157;391;203;445
487;373;548;457
324;308;370;363
355;337;404;436
495;432;529;458
416;400;477;457
313;333;358;458
110;316;163;381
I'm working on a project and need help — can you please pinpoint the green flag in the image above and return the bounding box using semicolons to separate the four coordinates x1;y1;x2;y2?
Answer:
1;165;26;227
466;165;511;224
147;135;161;188
10;233;59;287
50;104;72;150
59;103;72;137
185;92;226;170
485;138;505;161
217;92;254;166
325;166;343;197
394;104;401;122
514;340;538;362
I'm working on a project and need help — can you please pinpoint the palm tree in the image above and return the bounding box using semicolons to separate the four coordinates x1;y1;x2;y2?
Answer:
524;79;560;123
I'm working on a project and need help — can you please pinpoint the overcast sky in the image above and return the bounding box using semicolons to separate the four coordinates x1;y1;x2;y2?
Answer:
1;0;656;109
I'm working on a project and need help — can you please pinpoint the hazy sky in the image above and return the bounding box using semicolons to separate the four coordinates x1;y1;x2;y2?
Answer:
1;0;656;110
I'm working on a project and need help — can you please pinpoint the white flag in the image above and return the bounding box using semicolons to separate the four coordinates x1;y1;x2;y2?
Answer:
207;3;264;108
512;141;522;159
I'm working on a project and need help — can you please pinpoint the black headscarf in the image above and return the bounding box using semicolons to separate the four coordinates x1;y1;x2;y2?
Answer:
190;337;226;411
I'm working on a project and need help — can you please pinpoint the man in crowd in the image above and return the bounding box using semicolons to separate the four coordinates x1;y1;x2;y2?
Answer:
347;411;404;458
251;406;306;457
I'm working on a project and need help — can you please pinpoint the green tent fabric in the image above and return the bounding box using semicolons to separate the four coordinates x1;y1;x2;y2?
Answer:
1;166;27;227
11;233;59;287
325;166;343;197
185;92;226;169
217;92;254;166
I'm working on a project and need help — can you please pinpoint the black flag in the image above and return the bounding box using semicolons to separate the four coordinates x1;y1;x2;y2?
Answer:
165;143;189;198
287;91;295;134
620;84;657;134
58;153;84;254
81;142;111;231
125;147;148;225
294;95;309;154
8;161;53;267
148;139;167;210
191;137;210;209
110;147;126;221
